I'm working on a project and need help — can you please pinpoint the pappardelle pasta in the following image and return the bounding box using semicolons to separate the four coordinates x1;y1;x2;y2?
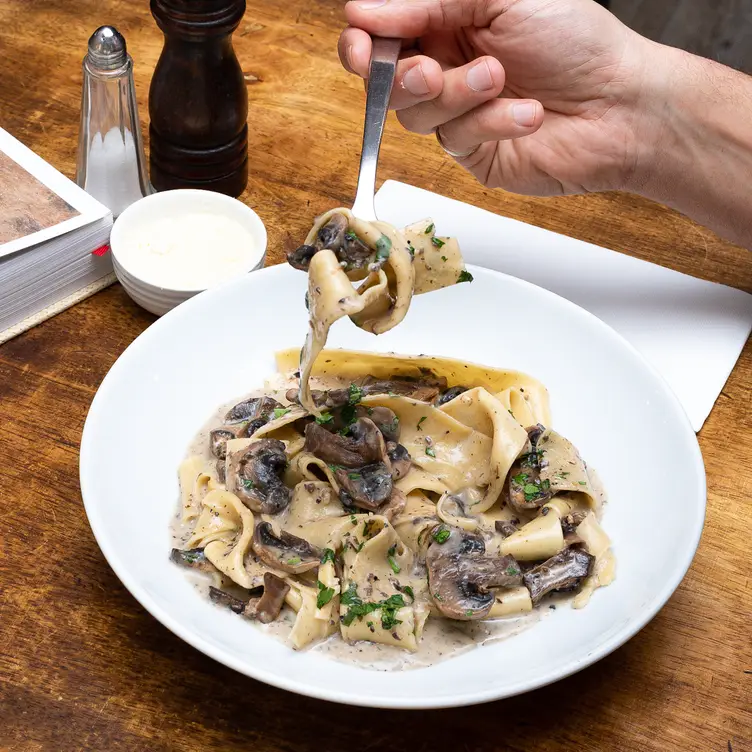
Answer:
170;213;615;669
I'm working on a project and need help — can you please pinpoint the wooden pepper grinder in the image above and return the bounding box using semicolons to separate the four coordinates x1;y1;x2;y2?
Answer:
149;0;248;197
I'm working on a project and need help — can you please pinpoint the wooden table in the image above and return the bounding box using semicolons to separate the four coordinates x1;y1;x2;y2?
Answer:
1;1;750;750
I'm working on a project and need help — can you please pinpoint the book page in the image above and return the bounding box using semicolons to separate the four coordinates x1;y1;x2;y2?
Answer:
0;127;111;258
0;152;80;243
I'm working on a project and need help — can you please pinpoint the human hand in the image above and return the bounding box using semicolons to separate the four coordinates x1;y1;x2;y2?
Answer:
339;0;661;196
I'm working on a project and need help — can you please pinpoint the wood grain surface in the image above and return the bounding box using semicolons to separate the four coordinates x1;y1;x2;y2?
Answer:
0;1;750;750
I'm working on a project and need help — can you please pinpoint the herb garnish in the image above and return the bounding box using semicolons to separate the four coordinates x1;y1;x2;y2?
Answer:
273;407;291;419
387;545;401;574
241;479;255;490
441;255;448;262
465;609;473;617
505;565;520;577
182;550;203;563
424;223;435;234
398;584;415;602
417;416;427;431
512;473;529;485
316;581;335;608
287;557;301;566
433;527;450;544
345;230;358;241
340;585;406;630
431;237;445;249
315;411;334;425
348;383;363;405
375;234;392;263
578;481;588;486
425;446;436;458
321;548;336;564
328;463;343;472
348;472;362;480
457;270;474;283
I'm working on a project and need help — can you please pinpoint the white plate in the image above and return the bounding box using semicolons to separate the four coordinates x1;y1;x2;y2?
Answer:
80;263;706;709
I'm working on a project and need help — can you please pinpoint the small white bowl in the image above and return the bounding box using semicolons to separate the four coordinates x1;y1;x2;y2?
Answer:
110;189;267;316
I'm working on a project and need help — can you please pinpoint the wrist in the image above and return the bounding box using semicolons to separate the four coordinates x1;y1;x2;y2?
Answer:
625;44;752;245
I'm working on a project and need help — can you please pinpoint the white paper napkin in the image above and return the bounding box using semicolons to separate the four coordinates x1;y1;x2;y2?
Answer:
375;180;752;431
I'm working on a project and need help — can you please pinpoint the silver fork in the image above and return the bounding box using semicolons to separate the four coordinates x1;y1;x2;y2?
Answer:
350;37;401;222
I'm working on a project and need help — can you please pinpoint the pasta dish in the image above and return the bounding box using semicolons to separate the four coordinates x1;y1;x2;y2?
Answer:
171;211;615;667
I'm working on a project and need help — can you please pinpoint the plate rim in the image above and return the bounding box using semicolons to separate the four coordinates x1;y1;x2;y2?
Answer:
79;262;707;708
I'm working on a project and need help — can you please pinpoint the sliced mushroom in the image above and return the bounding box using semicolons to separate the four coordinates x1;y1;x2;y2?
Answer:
315;212;348;251
304;417;386;468
494;519;520;538
561;511;589;536
359;405;400;443
434;386;468;407
215;458;226;484
426;527;523;620
523;546;595;604
209;572;290;623
225;396;283;425
334;462;393;510
230;439;292;514
339;232;373;270
170;548;216;574
286;388;349;409
210;428;237;460
387;442;412;480
247;572;290;623
506;424;553;514
287;244;318;270
252;521;322;574
360;376;446;403
238;417;270;439
209;586;250;613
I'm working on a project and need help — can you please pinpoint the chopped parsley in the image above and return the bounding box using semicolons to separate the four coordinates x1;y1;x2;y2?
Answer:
345;230;358;241
505;565;520;577
340;587;406;630
273;407;291;419
387;545;401;574
417;416;427;431
348;383;363;405
431;237;445;249
287;557;301;566
433;592;444;602
328;463;343;472
424;223;435;234
465;610;473;617
558;471;570;478
578;481;588;486
425;446;436;458
512;473;529;485
406;240;415;258
182;550;203;563
315;411;334;425
320;548;336;564
348;472;362;480
457;270;474;283
375;234;392;263
350;514;357;526
241;478;255;490
316;581;335;608
433;527;450;544
441;255;448;262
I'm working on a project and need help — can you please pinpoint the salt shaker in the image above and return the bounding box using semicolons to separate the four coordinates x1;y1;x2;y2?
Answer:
76;26;152;217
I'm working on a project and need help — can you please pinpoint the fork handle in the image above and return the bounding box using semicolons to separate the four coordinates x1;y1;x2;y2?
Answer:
351;37;401;222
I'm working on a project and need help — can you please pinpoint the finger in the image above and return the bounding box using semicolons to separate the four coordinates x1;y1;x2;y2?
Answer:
396;56;505;135
345;0;502;38
437;98;545;155
338;27;373;76
339;33;445;109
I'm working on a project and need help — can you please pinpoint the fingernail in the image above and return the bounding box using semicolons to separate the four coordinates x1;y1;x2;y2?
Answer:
466;61;493;92
352;0;388;8
513;102;538;127
346;44;354;70
403;64;430;96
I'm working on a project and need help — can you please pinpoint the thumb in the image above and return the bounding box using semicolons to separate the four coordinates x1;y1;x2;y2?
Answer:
344;0;505;38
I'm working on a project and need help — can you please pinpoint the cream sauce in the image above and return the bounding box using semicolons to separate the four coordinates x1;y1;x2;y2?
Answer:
170;361;614;671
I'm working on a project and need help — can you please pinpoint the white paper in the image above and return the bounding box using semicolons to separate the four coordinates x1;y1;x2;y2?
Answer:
0;127;111;258
375;180;752;431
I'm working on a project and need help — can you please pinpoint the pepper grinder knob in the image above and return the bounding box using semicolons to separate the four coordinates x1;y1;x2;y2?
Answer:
87;26;128;71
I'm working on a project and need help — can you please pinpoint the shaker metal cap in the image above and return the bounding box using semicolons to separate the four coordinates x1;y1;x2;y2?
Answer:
86;26;127;70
